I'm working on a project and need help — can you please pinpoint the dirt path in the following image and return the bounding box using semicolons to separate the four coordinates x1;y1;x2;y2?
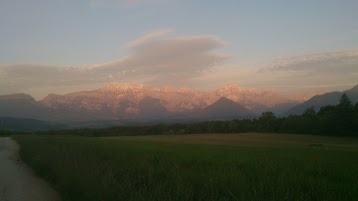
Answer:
0;137;61;201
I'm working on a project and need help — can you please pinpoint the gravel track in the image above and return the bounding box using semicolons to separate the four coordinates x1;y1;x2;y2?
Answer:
0;137;61;201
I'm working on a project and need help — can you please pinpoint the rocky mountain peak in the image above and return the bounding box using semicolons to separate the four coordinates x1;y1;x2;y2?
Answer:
102;82;145;92
216;84;264;96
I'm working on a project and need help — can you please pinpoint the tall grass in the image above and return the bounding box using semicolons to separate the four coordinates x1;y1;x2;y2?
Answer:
13;134;358;201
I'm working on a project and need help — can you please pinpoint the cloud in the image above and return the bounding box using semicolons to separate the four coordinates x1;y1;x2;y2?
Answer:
3;28;356;100
124;29;174;49
0;30;229;98
0;64;107;95
184;50;358;93
90;30;229;85
259;50;358;73
255;50;358;92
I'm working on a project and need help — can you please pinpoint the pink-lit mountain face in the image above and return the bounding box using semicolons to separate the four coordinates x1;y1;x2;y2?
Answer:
1;83;357;127
37;83;307;121
0;82;321;123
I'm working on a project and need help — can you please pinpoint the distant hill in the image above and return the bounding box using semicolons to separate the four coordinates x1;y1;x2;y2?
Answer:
287;85;358;115
0;117;66;132
0;94;49;119
199;97;253;119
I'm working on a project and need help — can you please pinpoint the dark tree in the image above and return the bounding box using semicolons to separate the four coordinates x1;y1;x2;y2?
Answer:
317;105;335;116
303;106;316;117
259;112;276;121
258;112;279;132
338;93;353;112
336;94;354;134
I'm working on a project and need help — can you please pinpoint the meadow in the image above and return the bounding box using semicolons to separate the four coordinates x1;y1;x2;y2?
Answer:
13;133;358;201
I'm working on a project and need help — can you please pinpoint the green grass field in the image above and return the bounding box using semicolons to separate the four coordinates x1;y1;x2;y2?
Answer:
13;133;358;201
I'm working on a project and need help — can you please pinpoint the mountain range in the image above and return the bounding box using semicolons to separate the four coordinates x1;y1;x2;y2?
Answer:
0;83;357;130
287;84;358;115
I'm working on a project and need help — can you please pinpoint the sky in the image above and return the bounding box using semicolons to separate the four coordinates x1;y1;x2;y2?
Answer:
1;0;358;99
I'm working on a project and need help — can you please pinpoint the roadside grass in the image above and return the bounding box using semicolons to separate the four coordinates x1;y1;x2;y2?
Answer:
13;133;358;201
